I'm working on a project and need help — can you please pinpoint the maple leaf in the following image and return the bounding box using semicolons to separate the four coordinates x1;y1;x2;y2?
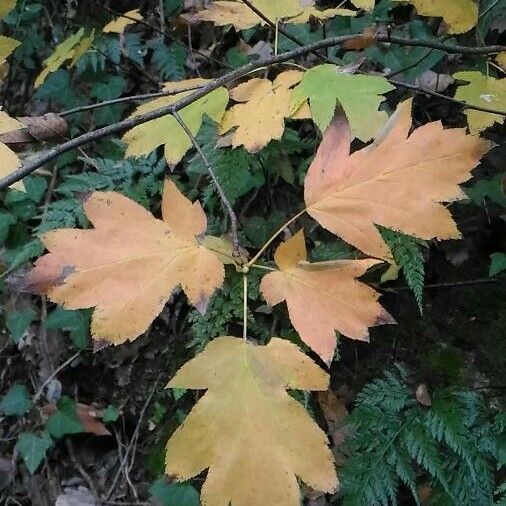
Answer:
0;0;16;19
0;110;23;190
453;71;506;134
165;336;337;506
304;99;490;260
260;230;393;363
220;70;309;153
28;180;225;344
193;0;355;30
122;78;229;165
34;28;93;88
291;64;394;141
392;0;478;34
103;9;143;33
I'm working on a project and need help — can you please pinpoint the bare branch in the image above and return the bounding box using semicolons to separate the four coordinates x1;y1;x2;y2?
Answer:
171;110;240;254
1;34;505;189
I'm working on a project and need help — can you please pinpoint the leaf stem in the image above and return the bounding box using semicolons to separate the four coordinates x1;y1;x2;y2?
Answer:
171;110;240;254
243;273;248;341
250;264;277;272
247;209;306;267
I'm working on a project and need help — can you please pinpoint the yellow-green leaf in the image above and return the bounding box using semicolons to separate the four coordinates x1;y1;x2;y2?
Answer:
122;79;229;165
103;9;143;34
193;0;355;29
349;0;375;10
165;336;337;506
0;35;20;64
0;0;16;19
453;71;506;134
291;64;394;141
34;28;86;89
392;0;478;34
0;110;23;190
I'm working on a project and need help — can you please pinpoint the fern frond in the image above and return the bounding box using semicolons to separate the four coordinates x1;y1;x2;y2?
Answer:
381;228;426;314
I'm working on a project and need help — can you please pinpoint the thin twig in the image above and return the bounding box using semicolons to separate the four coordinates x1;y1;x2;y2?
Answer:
240;0;330;63
105;377;160;500
88;0;231;70
59;86;203;116
171;110;240;253
390;78;506;116
2;34;505;189
387;278;501;292
32;351;81;404
66;439;100;502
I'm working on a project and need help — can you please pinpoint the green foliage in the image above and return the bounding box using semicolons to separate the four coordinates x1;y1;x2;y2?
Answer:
0;384;31;416
340;367;505;506
490;253;506;277
381;228;426;313
45;396;84;439
149;477;200;506
45;308;90;349
16;431;52;474
5;308;36;343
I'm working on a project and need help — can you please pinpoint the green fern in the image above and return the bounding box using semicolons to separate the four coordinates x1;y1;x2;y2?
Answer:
381;228;426;314
339;368;505;506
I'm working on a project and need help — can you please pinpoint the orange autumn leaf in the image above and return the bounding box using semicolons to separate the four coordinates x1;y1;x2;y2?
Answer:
260;230;393;363
28;180;224;344
304;99;490;260
165;336;337;506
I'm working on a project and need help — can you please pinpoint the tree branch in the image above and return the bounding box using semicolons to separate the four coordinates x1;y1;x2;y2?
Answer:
171;110;240;253
2;34;505;189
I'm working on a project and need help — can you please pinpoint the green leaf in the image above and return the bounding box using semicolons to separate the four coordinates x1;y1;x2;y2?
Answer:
45;308;90;349
90;75;127;101
0;384;32;416
23;176;48;204
149;40;187;80
45;396;84;438
243;211;286;248
489;253;506;277
102;405;119;423
465;174;506;207
149;477;200;506
291;64;394;141
6;309;36;343
0;210;15;244
16;431;52;474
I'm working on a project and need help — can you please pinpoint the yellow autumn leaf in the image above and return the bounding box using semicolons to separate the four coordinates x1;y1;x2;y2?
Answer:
123;79;229;165
35;28;88;88
28;180;225;344
0;35;20;64
193;0;355;30
285;7;356;24
0;109;23;190
165;336;338;506
103;9;143;34
70;29;95;67
0;0;16;19
453;71;506;134
260;230;393;364
220;70;304;153
392;0;478;34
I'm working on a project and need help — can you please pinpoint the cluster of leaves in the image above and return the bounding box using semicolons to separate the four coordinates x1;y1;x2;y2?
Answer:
0;0;505;504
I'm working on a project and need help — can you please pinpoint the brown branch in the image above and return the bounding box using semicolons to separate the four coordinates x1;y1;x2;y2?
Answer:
172;110;240;253
2;34;505;189
88;0;232;70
